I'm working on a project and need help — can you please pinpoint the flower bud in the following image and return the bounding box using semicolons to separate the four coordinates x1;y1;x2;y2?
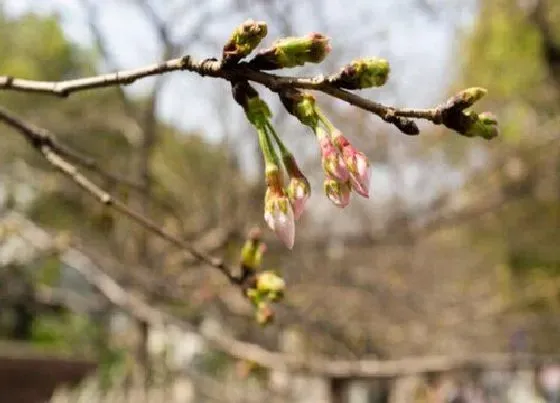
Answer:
332;132;371;198
317;128;349;182
240;228;265;271
286;176;311;221
344;148;370;198
264;168;295;249
330;58;390;89
450;87;488;110
324;178;351;208
306;33;332;63
223;19;268;64
245;288;261;305
249;33;331;70
279;89;319;128
256;271;285;302
464;111;499;140
282;153;310;220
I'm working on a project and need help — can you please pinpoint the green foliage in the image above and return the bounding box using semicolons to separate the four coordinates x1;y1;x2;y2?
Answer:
457;0;560;141
31;313;97;355
0;12;76;80
461;2;547;101
456;0;560;326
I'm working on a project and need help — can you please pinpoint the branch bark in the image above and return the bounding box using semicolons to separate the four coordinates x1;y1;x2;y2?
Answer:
0;55;472;135
0;105;238;284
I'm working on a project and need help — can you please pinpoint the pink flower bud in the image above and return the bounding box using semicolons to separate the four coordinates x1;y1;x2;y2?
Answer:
264;188;295;249
306;33;332;63
343;147;370;198
332;132;371;198
319;135;349;182
323;178;351;208
286;176;310;220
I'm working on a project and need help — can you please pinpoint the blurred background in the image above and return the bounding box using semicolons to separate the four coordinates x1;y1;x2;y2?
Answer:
0;0;558;402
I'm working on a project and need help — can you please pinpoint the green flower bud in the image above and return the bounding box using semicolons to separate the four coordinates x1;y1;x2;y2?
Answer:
279;89;319;128
223;19;268;64
245;288;261;304
330;58;390;89
449;87;488;110
249;33;331;70
240;228;265;272
257;271;285;302
464;111;499;139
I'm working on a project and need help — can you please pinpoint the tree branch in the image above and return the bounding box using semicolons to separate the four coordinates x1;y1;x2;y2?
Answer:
0;54;475;135
0;105;239;285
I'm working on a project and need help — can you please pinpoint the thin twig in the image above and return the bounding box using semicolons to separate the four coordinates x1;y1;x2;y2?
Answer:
0;105;239;285
8;209;559;378
0;54;455;135
42;234;560;378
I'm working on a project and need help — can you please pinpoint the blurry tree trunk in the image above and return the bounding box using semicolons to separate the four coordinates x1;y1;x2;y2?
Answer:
137;95;158;266
330;378;349;403
11;267;35;341
132;93;159;385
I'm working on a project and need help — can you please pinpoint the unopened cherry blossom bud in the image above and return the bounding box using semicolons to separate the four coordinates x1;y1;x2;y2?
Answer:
450;87;488;110
464;111;499;140
264;167;295;249
332;132;371;198
324;178;351;208
282;153;310;220
279;89;319;128
286;176;310;221
317;128;349;182
330;58;390;89
256;271;285;302
240;227;265;271
223;19;268;64
249;32;331;70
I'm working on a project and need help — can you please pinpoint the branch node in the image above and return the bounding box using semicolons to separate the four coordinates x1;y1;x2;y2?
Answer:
100;193;111;205
179;55;192;69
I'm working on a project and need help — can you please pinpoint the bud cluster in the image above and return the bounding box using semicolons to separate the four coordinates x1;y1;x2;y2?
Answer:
223;20;498;251
439;87;499;139
280;90;371;208
239;229;286;326
222;20;331;70
464;111;499;139
233;82;310;249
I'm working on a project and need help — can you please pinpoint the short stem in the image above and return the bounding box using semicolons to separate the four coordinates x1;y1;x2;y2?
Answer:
266;121;304;179
256;122;280;169
316;108;337;134
265;121;290;159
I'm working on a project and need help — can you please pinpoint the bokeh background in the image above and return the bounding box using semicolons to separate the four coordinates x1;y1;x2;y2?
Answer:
0;0;559;402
